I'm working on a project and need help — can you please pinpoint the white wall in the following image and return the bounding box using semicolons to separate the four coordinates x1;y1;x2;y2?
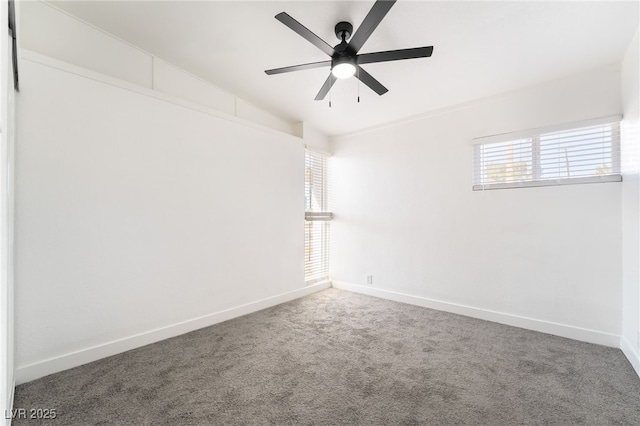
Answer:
235;98;296;136
19;0;152;89
294;122;331;153
1;0;16;421
18;0;298;137
152;58;235;117
13;56;313;383
621;29;640;376
331;64;623;346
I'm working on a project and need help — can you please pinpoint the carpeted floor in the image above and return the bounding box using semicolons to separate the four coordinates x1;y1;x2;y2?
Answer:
12;289;640;425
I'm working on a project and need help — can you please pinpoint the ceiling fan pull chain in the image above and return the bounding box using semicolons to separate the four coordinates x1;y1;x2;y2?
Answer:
357;66;360;103
329;88;332;108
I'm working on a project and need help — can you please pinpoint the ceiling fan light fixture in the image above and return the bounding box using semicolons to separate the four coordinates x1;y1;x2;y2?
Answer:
331;56;356;79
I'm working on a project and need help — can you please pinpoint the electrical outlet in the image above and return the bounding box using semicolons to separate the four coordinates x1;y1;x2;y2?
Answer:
366;275;373;285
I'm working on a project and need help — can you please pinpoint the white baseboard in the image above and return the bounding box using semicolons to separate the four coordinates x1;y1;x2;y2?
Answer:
331;281;620;348
15;282;330;385
620;335;640;378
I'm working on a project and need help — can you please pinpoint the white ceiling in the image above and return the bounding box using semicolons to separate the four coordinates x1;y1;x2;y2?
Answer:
50;1;639;137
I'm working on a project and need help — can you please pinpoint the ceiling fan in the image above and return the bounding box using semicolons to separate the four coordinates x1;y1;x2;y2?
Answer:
265;0;433;101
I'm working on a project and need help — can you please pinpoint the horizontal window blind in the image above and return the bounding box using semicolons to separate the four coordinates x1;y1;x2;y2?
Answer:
304;221;329;284
473;118;621;190
305;150;331;284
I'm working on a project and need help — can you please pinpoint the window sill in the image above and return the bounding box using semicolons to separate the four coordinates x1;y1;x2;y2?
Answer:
473;174;622;191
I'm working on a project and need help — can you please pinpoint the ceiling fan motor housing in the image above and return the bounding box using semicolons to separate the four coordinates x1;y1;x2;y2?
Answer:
333;21;356;61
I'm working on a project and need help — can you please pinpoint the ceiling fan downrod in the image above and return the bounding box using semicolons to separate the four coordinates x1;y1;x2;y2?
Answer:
334;21;353;44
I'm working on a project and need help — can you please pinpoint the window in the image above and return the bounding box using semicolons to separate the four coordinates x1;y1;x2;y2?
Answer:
304;149;332;284
473;116;622;190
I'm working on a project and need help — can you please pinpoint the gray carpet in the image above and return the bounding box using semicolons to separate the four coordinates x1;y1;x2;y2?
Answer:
12;289;640;425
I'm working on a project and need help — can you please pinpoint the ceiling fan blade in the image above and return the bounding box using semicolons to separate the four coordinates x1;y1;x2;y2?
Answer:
357;46;434;65
355;66;388;96
348;0;396;53
275;12;336;57
265;60;331;75
315;74;337;101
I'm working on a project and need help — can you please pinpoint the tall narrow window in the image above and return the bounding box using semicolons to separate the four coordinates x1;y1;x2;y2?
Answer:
304;150;332;284
473;116;622;190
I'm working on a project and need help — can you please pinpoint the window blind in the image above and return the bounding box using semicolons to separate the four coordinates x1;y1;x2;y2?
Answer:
305;150;331;284
473;117;622;190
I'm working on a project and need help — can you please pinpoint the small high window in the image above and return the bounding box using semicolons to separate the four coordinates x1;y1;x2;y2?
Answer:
473;116;622;190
